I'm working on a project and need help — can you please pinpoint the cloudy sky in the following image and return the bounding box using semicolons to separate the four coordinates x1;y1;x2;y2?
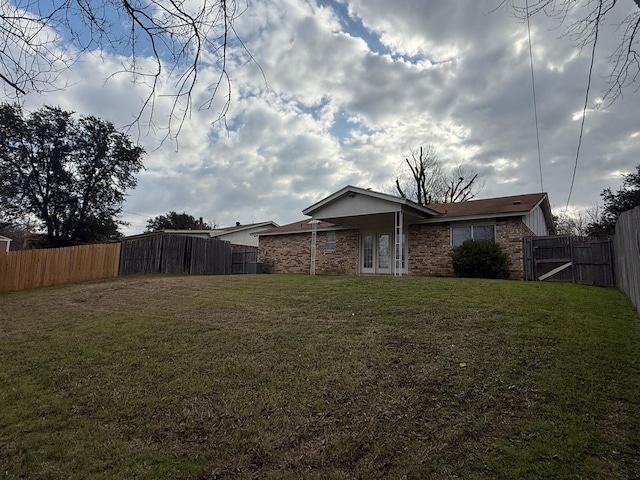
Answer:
16;0;640;233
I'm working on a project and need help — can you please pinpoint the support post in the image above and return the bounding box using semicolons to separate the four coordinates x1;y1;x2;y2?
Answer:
309;220;319;275
394;211;404;276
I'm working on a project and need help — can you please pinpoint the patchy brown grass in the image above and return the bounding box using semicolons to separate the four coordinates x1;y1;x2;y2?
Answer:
0;274;639;479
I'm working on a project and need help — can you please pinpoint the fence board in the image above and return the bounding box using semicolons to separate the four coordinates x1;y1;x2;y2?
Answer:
614;206;640;314
118;234;162;275
232;250;258;274
161;235;190;274
0;243;121;293
119;234;234;275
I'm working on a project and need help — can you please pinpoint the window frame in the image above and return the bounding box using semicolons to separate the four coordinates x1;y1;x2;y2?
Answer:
325;231;336;252
450;223;496;247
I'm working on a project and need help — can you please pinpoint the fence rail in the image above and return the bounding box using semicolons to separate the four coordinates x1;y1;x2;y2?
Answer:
0;243;121;293
613;206;640;314
523;235;614;287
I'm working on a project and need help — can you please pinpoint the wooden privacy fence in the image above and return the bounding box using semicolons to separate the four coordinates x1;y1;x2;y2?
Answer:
119;233;232;275
0;243;121;293
231;249;261;274
613;206;640;314
523;235;614;287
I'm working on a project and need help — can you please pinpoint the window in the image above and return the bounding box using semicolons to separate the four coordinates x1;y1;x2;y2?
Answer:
451;224;495;247
363;234;374;268
378;234;390;269
325;231;336;252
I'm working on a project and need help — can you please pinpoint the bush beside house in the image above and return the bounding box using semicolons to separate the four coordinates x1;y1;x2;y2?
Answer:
451;240;511;279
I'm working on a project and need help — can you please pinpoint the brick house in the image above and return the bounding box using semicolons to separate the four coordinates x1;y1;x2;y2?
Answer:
257;186;554;279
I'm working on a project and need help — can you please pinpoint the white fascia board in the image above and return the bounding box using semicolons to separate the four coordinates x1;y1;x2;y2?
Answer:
417;211;526;224
257;226;352;237
532;194;555;233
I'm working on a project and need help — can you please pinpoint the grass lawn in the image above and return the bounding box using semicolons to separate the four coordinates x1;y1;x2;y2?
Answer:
1;274;639;479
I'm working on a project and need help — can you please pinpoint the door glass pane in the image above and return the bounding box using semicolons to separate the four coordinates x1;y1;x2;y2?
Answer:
378;234;390;269
363;234;374;269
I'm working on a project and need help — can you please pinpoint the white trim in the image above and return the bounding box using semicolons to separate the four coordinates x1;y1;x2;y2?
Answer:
0;236;11;253
310;220;320;275
302;185;440;217
394;211;404;276
257;225;352;237
419;211;526;224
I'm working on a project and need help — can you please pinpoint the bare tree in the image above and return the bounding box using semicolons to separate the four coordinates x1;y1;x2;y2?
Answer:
394;145;483;205
0;0;250;139
395;145;443;205
442;166;483;203
500;0;640;105
553;204;602;236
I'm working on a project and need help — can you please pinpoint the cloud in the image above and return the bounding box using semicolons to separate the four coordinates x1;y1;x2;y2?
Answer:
11;0;640;233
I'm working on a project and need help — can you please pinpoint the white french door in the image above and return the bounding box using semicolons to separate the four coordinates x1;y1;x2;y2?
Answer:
361;232;392;274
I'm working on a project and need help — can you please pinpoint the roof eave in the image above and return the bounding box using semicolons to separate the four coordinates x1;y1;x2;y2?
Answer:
302;185;440;217
257;225;352;237
418;211;530;224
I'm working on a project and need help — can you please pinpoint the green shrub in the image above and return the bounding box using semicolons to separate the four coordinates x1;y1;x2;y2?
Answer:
451;239;511;279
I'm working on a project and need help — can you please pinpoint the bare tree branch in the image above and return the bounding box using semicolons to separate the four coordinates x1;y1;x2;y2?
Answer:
394;145;483;205
499;0;640;104
0;0;252;141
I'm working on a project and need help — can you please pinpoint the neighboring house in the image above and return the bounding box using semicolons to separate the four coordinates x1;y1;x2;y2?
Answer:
0;235;12;253
257;185;554;279
126;221;279;247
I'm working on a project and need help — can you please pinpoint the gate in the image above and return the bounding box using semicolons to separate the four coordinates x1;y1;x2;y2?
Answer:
523;235;614;286
231;249;262;274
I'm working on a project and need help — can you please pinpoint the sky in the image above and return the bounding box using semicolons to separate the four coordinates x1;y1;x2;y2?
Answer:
14;0;640;233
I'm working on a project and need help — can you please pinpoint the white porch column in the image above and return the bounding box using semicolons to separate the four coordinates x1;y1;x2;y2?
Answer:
394;211;403;276
309;220;320;275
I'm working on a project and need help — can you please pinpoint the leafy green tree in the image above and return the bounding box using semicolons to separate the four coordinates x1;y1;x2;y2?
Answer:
586;164;640;237
0;103;144;247
146;212;211;232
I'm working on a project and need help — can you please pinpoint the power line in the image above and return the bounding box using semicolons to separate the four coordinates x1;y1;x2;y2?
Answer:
525;0;544;193
566;0;602;210
121;209;151;218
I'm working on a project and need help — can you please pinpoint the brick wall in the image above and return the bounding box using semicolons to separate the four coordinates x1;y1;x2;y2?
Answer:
261;219;530;278
408;223;453;276
259;229;359;275
495;218;532;280
409;218;529;279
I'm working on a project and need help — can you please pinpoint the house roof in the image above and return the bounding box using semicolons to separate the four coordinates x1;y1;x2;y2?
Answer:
302;185;441;218
0;235;12;241
208;221;279;237
424;192;551;222
258;190;553;236
124;221;278;240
